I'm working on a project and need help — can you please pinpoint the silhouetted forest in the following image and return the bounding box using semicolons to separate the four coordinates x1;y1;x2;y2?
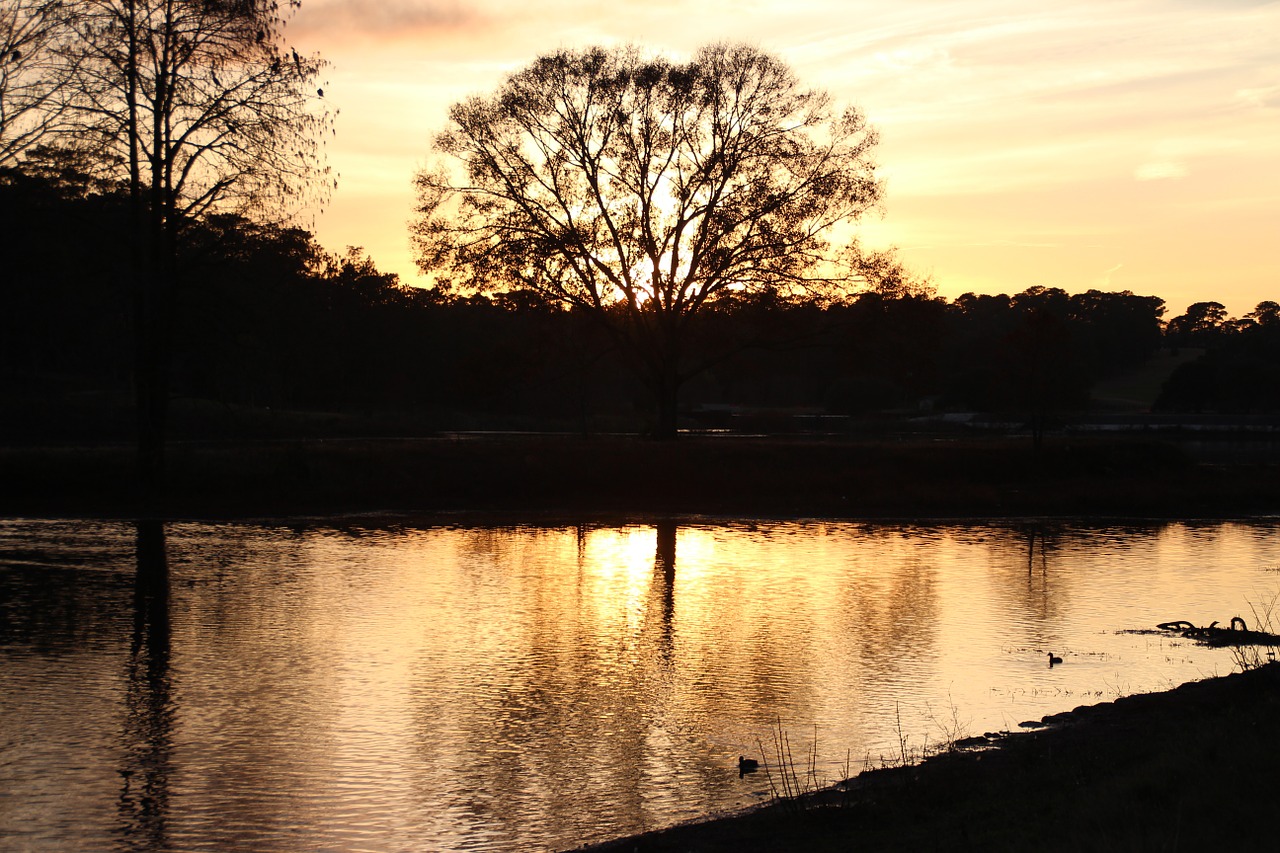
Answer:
3;159;1277;442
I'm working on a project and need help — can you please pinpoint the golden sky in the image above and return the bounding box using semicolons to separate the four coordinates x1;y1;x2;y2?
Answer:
289;0;1279;318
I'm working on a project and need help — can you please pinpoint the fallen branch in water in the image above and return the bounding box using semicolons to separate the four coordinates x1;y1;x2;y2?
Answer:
1156;616;1280;647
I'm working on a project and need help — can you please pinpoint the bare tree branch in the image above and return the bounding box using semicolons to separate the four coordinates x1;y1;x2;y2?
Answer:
413;43;885;437
0;0;77;165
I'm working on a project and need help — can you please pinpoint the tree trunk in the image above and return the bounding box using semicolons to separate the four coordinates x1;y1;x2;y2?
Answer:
134;265;171;490
124;0;164;490
133;170;174;491
135;5;177;494
652;368;681;440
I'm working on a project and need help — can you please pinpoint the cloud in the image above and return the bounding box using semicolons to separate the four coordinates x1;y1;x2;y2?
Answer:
1094;262;1124;288
1236;82;1280;109
291;0;483;39
871;45;955;74
1133;135;1248;181
1135;161;1189;181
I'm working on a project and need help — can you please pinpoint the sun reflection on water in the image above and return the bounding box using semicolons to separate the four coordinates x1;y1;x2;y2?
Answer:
3;518;1280;851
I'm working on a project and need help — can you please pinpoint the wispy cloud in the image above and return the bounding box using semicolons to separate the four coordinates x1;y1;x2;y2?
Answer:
1236;82;1280;110
1134;136;1248;181
292;0;483;41
1135;161;1188;181
291;0;1280;314
1094;262;1124;288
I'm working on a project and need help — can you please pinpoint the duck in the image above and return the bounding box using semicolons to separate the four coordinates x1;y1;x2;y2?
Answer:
1048;653;1063;666
738;756;760;774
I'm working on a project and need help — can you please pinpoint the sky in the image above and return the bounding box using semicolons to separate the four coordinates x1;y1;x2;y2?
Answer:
287;0;1280;318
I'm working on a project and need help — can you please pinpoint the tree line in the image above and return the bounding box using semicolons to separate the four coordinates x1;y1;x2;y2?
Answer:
5;30;1275;449
4;155;1275;441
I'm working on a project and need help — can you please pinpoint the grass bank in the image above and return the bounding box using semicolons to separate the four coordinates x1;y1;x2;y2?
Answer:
2;434;1279;520
578;663;1280;852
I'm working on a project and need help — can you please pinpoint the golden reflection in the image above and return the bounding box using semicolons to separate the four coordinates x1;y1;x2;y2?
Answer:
6;519;1280;852
986;524;1070;624
167;525;351;843
581;525;661;632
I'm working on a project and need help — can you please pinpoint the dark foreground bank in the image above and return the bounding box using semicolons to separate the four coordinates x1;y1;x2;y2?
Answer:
3;434;1279;519
575;663;1280;852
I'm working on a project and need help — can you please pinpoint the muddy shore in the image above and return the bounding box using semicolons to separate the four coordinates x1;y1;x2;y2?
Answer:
575;662;1280;852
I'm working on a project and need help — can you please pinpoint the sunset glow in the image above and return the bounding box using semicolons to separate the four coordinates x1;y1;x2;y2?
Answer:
289;0;1278;317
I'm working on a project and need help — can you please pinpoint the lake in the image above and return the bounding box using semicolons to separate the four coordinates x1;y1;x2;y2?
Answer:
2;516;1278;851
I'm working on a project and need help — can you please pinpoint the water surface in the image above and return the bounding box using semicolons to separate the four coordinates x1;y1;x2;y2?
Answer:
2;517;1278;851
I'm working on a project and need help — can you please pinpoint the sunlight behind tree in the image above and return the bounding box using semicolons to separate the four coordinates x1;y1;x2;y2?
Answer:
413;43;888;438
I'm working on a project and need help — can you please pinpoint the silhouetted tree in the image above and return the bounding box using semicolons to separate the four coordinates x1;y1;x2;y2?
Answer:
941;292;1014;409
1244;301;1280;329
824;291;948;414
7;148;1196;439
1001;302;1087;449
0;151;133;418
931;286;1165;442
68;0;333;484
413;43;885;438
1067;289;1165;377
1165;301;1230;351
1156;301;1280;414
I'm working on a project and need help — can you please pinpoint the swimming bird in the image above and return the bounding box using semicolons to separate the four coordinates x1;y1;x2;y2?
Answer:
1048;653;1063;666
738;756;760;775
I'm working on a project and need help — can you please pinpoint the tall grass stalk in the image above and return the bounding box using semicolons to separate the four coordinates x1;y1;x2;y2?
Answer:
926;692;971;754
756;719;822;813
1230;589;1280;671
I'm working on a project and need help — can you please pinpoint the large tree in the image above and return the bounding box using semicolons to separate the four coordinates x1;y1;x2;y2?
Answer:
413;43;883;438
67;0;333;483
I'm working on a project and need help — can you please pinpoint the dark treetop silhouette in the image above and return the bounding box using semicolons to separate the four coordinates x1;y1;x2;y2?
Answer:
19;154;1280;446
62;0;333;486
413;43;884;439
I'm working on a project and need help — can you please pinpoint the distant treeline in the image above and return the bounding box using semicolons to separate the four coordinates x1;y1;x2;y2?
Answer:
3;158;1277;438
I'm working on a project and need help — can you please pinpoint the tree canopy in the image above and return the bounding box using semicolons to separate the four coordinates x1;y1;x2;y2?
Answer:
30;0;335;482
69;0;333;226
413;42;885;437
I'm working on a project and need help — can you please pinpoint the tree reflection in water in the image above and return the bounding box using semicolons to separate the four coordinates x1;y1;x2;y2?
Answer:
116;520;174;850
652;519;677;665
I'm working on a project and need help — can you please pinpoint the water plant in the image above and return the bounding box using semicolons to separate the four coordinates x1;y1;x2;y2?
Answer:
1230;589;1280;671
925;692;972;755
755;719;822;814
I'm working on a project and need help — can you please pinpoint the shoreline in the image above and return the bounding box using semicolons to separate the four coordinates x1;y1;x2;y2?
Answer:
572;663;1280;851
4;433;1279;521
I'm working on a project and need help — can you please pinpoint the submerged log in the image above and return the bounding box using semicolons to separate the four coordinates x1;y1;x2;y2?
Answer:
1156;616;1280;647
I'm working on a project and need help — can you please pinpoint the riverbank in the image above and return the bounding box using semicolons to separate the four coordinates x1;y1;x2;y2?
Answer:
3;433;1279;520
576;662;1280;852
